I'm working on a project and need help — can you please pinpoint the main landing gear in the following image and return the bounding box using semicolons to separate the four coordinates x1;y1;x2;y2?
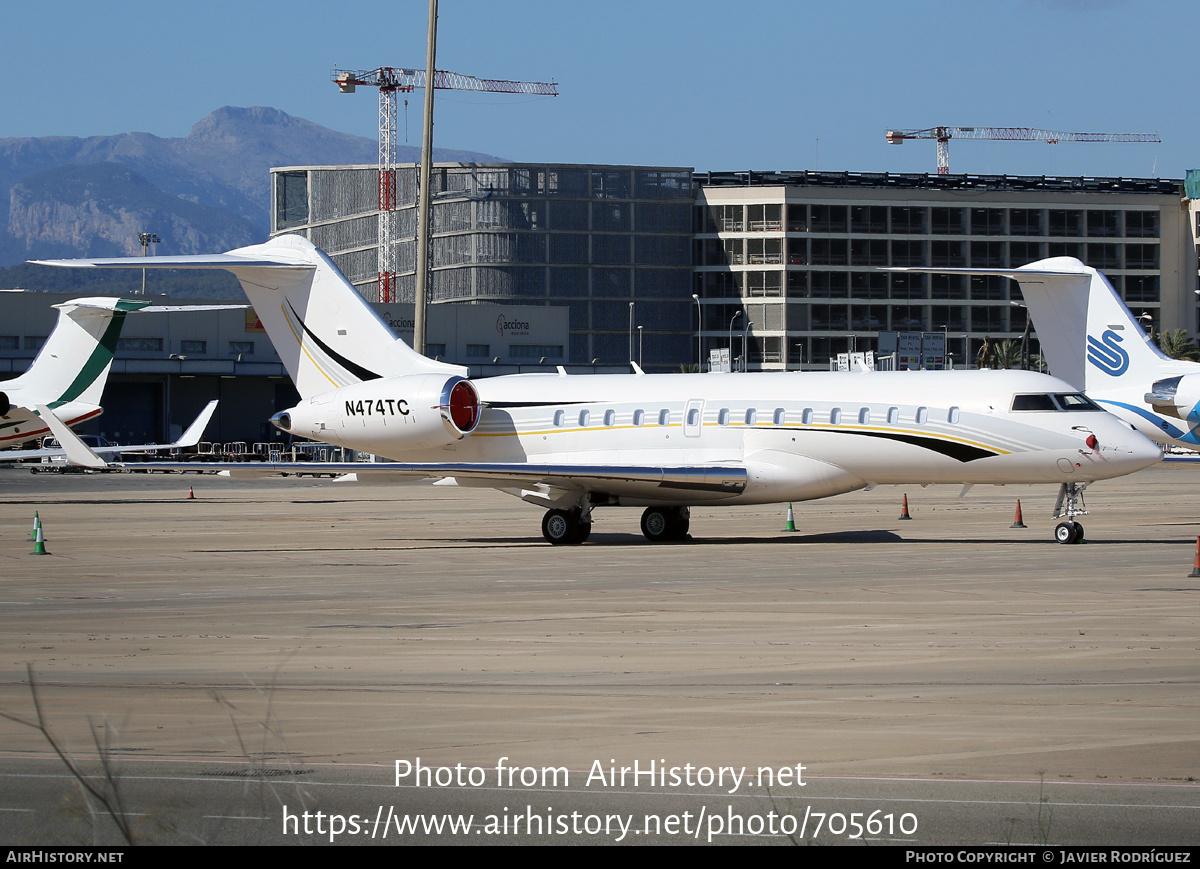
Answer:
1052;481;1087;545
541;508;592;545
639;506;690;543
538;505;691;544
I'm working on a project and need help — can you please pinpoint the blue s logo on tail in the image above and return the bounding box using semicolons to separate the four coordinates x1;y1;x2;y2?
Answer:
1086;330;1129;376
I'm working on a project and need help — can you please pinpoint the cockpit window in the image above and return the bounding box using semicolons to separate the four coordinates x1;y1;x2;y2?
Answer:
1052;393;1102;411
1011;393;1103;412
1011;394;1058;411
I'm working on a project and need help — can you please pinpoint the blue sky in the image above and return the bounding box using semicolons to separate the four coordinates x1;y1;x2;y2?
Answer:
1;0;1193;178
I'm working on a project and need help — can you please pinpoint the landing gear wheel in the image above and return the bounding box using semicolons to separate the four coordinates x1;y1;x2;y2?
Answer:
641;506;690;542
1054;522;1079;545
1071;522;1084;543
574;521;592;544
641;507;671;542
543;509;581;545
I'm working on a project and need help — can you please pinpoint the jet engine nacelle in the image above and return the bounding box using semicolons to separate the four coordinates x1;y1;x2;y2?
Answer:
272;374;481;452
1145;374;1200;424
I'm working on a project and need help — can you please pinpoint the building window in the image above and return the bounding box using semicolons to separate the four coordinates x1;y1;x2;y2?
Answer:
850;206;888;233
118;337;163;352
931;207;966;235
0;336;17;350
891;207;927;234
229;341;254;356
23;336;46;352
180;340;207;355
466;344;490;358
1009;209;1044;236
1086;244;1121;269
971;209;1007;236
1125;211;1159;238
275;171;308;229
1125;244;1159;270
1087;210;1122;238
509;344;564;359
810;205;848;233
1049;210;1084;237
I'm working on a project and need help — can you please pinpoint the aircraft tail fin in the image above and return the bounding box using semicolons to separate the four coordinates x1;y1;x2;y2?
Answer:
6;297;152;409
32;235;464;399
888;257;1170;391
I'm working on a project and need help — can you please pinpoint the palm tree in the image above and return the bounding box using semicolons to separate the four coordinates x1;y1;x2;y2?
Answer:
1158;329;1200;362
993;340;1023;370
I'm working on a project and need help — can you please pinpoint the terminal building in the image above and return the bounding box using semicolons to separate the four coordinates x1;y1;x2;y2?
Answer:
272;163;1193;371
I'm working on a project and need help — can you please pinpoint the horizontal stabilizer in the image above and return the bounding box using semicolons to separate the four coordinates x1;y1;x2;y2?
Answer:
33;405;107;469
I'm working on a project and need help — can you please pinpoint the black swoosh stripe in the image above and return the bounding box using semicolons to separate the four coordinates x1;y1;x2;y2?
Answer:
774;427;998;463
286;300;381;382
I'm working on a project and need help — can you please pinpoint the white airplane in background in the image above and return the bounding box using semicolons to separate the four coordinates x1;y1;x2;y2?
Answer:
1;296;231;458
35;236;1161;545
890;258;1200;452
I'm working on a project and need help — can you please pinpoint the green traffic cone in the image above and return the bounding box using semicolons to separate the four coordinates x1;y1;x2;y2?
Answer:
783;503;797;532
31;524;48;556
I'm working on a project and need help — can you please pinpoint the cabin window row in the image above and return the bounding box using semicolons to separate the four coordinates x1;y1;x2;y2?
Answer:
551;406;962;428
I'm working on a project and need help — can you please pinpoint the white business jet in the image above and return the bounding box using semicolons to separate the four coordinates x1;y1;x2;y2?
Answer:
34;236;1160;545
889;257;1200;452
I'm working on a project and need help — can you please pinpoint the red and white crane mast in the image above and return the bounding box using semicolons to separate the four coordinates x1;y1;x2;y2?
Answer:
333;67;558;303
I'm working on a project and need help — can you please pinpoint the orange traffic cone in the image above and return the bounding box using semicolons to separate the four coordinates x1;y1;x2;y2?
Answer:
187;486;195;500
1011;500;1027;528
1189;537;1200;578
899;494;912;520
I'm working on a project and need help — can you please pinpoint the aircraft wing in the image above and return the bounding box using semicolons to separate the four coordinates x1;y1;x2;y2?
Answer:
1;401;218;462
32;419;748;498
139;459;746;500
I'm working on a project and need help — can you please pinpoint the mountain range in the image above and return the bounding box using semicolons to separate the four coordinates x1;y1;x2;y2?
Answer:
0;105;502;285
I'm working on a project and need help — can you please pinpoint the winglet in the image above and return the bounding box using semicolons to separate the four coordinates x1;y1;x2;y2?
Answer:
175;400;219;448
34;406;108;469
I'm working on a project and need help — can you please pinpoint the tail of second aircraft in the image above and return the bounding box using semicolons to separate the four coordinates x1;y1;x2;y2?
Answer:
1002;257;1194;394
4;297;147;410
32;235;464;399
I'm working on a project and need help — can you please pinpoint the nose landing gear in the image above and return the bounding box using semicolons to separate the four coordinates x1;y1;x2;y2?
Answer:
1052;482;1088;545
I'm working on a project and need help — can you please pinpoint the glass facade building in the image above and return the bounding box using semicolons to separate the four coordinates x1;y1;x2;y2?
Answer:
274;165;1192;371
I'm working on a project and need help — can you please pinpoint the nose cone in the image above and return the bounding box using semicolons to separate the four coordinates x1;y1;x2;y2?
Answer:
1100;421;1162;478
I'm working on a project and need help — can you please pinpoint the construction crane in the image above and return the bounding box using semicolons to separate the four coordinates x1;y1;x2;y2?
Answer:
885;126;1161;175
332;66;559;304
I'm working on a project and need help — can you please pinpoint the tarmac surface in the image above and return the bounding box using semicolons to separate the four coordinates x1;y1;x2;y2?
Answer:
0;463;1197;845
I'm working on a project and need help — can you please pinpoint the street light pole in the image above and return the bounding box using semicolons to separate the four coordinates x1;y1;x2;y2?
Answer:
728;311;741;373
138;232;160;295
691;293;701;371
628;302;635;364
